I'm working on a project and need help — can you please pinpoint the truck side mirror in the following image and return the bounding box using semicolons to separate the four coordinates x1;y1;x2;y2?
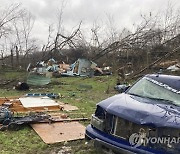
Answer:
114;84;130;93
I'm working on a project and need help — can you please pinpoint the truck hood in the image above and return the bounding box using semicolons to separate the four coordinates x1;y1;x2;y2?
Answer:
98;93;180;128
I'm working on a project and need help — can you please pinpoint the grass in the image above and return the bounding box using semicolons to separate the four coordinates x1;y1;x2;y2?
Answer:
0;69;118;154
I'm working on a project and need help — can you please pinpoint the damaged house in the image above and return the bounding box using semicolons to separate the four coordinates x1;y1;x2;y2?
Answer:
26;58;110;85
61;58;97;77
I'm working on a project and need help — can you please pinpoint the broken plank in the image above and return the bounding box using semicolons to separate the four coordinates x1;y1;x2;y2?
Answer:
38;117;89;123
10;106;62;112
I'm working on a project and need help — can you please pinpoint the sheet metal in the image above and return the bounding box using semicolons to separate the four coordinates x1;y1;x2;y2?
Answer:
31;122;85;144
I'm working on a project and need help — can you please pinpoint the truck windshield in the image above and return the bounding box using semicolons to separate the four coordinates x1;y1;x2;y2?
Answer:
127;77;180;106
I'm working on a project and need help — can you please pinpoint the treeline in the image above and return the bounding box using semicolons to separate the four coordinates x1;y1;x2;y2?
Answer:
0;3;180;72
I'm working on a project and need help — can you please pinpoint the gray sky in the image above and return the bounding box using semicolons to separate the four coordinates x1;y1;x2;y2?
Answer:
1;0;180;45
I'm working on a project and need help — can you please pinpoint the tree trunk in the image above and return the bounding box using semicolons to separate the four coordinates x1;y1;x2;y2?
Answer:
15;46;19;67
10;49;14;68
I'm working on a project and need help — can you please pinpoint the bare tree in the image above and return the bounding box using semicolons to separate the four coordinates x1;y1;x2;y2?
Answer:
0;4;24;67
41;0;83;61
0;4;38;68
0;4;23;39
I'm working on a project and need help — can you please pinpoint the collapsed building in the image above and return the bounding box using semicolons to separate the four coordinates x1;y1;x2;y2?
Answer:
27;58;112;85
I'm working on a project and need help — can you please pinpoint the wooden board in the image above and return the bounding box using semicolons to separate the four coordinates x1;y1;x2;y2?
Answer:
31;122;85;144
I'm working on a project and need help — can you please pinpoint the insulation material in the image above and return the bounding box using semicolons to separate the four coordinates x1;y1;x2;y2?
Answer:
19;97;59;108
31;122;85;144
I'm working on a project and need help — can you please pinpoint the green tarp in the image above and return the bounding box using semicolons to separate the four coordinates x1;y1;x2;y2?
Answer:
27;74;51;86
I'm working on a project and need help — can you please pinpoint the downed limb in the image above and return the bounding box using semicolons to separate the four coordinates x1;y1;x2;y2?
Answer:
132;45;180;79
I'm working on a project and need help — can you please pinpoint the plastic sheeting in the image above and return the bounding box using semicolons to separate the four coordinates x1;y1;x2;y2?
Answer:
27;74;51;86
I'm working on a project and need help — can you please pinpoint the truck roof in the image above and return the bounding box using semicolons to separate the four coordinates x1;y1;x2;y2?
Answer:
146;74;180;91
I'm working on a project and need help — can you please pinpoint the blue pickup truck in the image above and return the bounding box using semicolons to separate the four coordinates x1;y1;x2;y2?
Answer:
86;74;180;154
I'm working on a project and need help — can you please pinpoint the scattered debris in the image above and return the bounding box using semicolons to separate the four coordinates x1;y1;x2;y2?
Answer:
167;64;180;72
59;62;71;74
0;95;80;113
47;117;89;122
101;66;112;75
155;60;178;69
0;104;87;131
48;113;68;119
19;97;59;108
61;58;97;77
93;67;103;76
132;46;180;79
15;82;29;91
27;58;112;83
0;106;12;124
0;95;84;141
57;146;72;154
0;112;51;131
0;97;62;112
25;93;59;99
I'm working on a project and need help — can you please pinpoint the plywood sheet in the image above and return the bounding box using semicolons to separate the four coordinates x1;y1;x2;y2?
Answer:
19;97;59;108
31;122;85;144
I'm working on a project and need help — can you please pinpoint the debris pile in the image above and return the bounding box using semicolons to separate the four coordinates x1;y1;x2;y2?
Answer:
0;95;87;144
25;93;60;99
167;63;180;72
27;58;112;86
153;60;180;72
15;82;29;90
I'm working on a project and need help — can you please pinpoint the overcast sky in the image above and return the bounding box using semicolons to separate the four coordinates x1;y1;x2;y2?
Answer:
1;0;180;45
